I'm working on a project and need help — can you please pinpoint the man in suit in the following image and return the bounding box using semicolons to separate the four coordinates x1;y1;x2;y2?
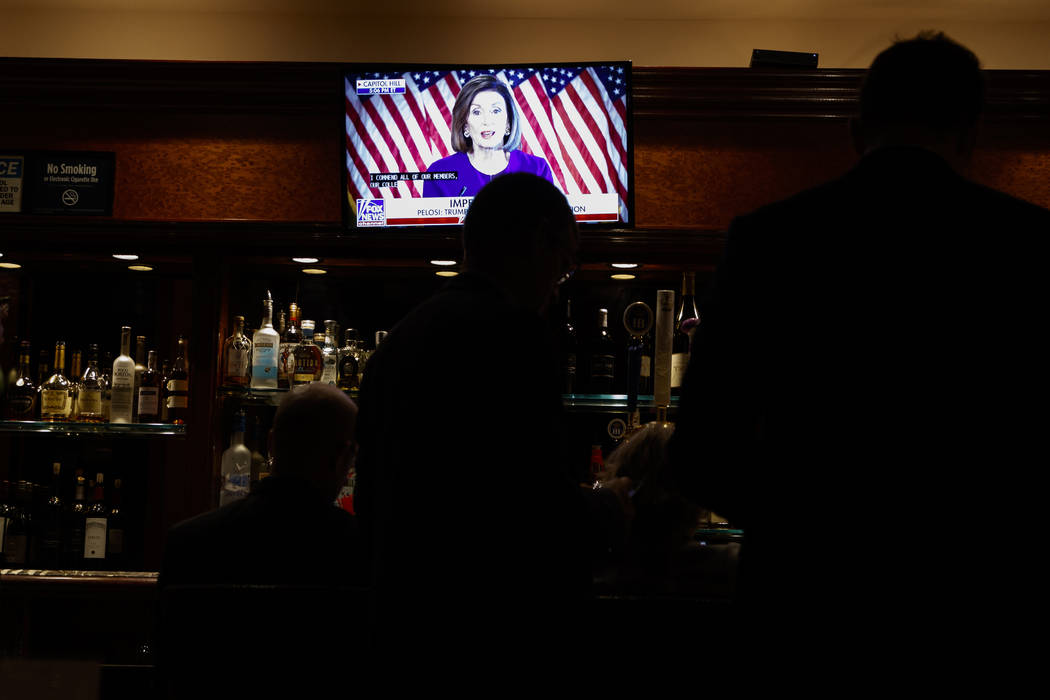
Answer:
354;173;615;674
157;383;365;693
668;32;1050;660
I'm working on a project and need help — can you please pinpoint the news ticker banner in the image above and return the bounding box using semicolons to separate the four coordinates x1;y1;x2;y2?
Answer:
0;151;114;215
356;193;620;227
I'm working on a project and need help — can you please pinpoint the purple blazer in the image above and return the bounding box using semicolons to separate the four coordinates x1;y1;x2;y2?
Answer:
422;150;555;197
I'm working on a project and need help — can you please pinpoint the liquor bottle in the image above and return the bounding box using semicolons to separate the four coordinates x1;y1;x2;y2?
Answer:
69;349;82;419
278;303;302;389
588;308;616;395
82;473;108;568
222;315;252;388
337;328;362;391
76;344;105;423
63;471;87;569
276;310;286;338
4;341;37;419
101;351;113;421
165;336;190;425
136;350;162;422
672;272;700;394
2;480;31;566
110;327;135;424
560;298;578;394
320;320;339;385
40;341;73;422
312;332;327;380
219;412;252;506
159;359;171;422
107;478;124;569
375;330;388;347
248;415;268;490
0;480;10;565
250;292;280;390
39;462;64;569
132;336;147;421
638;330;654;395
36;349;49;394
293;320;321;386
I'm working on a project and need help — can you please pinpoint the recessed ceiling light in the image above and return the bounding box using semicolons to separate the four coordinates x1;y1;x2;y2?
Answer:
0;262;22;269
302;268;327;275
610;273;636;280
435;270;459;277
113;254;139;261
430;260;457;266
128;265;153;272
610;263;639;269
292;257;320;264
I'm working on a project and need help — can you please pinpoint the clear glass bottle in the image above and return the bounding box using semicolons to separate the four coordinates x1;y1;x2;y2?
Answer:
76;344;105;423
110;327;136;424
219;412;252;506
250;292;279;390
40;341;73;422
137;350;162;422
278;302;302;389
293;320;320;386
165;336;190;425
337;328;362;391
222;315;252;388
320;320;339;385
672;271;699;393
588;308;616;395
4;341;37;420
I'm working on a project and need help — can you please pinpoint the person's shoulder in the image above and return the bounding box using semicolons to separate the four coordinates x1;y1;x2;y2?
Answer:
427;151;466;171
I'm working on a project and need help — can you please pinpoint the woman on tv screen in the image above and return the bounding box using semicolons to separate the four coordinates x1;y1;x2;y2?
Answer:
423;75;555;198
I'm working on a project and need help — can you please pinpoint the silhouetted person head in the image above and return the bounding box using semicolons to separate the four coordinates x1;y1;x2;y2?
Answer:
853;31;985;170
462;172;579;313
268;383;357;502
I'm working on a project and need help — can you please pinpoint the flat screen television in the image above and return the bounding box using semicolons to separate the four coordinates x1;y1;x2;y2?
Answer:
342;61;633;230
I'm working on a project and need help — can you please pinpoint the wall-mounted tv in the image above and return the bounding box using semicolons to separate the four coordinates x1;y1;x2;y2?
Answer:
342;61;633;230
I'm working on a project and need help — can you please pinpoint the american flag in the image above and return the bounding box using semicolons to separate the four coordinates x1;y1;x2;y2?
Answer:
345;64;630;222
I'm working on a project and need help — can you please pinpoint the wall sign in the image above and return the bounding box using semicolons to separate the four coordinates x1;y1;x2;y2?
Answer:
0;155;24;212
27;151;115;216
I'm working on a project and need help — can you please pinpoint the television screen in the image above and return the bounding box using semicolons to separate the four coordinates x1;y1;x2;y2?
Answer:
343;61;633;230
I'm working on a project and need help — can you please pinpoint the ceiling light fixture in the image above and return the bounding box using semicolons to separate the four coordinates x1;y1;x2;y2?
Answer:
302;268;327;275
429;260;457;266
610;273;636;280
128;265;153;272
610;263;639;269
292;257;320;264
0;262;22;269
435;270;459;278
113;254;139;261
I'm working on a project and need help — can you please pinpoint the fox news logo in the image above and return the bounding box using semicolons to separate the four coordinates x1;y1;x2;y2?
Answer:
357;198;386;227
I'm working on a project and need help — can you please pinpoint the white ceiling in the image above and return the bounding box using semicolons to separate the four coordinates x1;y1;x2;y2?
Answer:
1;0;1049;21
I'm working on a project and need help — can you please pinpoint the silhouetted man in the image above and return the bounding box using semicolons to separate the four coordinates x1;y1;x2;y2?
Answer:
354;173;597;672
157;384;365;695
669;32;1050;658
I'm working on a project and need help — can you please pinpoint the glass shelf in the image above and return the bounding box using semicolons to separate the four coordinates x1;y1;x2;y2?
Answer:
218;387;679;412
0;420;186;436
562;394;680;410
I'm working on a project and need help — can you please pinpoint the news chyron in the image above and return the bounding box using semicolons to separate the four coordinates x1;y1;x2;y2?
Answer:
346;64;631;229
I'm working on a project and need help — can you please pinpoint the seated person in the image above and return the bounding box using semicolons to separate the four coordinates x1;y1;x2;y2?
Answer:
598;421;733;598
423;74;555;197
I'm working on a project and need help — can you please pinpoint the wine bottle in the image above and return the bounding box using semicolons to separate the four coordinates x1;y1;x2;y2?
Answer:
63;471;87;569
39;462;64;569
132;335;147;421
137;350;162;422
671;272;700;394
82;473;108;568
561;298;578;394
110;327;136;424
107;478;125;569
588;308;616;395
166;336;190;425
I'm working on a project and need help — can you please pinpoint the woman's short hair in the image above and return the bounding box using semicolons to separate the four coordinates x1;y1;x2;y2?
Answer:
450;74;522;154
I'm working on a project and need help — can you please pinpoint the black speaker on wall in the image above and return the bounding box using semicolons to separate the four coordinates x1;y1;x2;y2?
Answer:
750;49;819;69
